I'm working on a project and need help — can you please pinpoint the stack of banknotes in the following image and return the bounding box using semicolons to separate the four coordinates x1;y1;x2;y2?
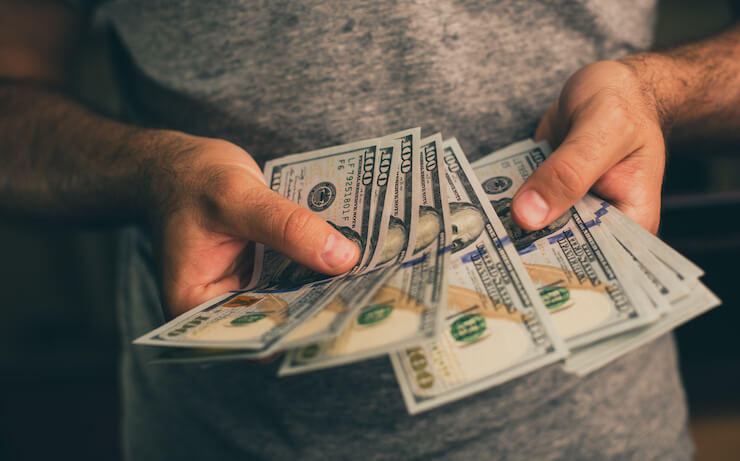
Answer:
135;128;720;414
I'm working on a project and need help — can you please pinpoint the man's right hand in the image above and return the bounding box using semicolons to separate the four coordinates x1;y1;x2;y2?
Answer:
149;135;360;317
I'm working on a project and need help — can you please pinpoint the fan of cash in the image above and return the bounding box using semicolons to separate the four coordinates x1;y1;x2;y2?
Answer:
136;128;719;414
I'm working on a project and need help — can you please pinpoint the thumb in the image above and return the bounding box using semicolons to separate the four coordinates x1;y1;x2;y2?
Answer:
229;186;360;274
512;104;634;230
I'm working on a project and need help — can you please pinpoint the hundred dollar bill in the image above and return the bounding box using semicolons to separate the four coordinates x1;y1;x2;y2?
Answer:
279;127;424;348
134;290;307;354
580;194;692;308
250;136;384;288
365;138;403;268
280;133;452;375
581;196;703;284
389;138;568;415
476;143;695;308
585;211;674;316
147;269;391;364
472;141;657;348
612;236;676;314
137;271;393;358
470;138;535;169
373;128;422;265
563;283;719;376
592;229;673;317
136;137;386;352
277;138;402;349
149;132;414;361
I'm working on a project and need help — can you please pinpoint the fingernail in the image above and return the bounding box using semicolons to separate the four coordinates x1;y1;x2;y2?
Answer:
322;233;357;269
516;190;549;227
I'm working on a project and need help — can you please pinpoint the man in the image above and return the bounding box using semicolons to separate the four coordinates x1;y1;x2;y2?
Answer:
1;0;739;459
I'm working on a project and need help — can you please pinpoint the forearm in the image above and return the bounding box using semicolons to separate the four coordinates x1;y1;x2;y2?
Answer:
622;23;740;141
0;81;189;223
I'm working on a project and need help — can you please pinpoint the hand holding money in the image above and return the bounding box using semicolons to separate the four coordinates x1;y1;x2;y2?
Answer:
151;134;359;316
136;131;719;415
520;60;666;234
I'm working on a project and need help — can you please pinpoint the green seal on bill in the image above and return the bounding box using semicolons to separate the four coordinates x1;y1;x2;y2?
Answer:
450;314;486;343
230;313;266;326
357;304;393;326
539;286;570;311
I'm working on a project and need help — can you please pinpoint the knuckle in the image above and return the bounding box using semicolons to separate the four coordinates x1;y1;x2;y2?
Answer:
203;167;243;208
607;101;629;125
217;173;245;203
608;103;639;137
598;88;647;141
206;167;270;221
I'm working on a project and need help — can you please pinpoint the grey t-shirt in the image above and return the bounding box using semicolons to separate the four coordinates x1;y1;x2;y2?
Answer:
84;1;694;459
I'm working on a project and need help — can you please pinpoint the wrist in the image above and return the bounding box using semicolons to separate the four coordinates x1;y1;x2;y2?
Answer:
618;52;689;137
132;128;203;227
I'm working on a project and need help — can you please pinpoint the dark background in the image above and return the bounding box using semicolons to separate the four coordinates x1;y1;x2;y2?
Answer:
2;1;740;460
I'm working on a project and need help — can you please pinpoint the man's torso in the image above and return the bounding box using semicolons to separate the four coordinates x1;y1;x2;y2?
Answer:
79;1;694;459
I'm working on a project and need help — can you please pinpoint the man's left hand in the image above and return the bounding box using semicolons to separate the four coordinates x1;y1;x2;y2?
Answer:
513;60;667;234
